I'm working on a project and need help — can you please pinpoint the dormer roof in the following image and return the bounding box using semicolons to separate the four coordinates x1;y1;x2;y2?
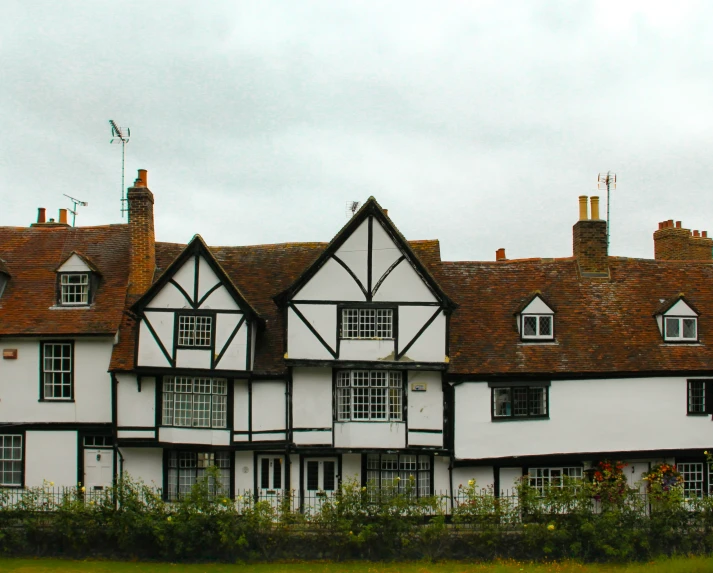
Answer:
654;293;700;317
514;291;555;316
56;251;102;276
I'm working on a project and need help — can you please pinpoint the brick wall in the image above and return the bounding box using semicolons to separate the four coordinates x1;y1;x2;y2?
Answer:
654;221;713;261
573;219;608;275
127;171;156;297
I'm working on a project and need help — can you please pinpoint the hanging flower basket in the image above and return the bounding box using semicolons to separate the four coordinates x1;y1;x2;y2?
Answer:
642;463;683;492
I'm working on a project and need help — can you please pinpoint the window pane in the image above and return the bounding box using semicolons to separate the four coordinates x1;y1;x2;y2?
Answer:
679;462;704;498
493;388;511;417
323;461;336;491
273;458;282;489
43;343;72;400
60;273;89;304
529;387;546;416
539;316;552;336
666;317;680;338
0;435;22;487
260;458;270;489
512;387;528;416
342;309;359;338
178;316;195;346
523;316;537;336
376;309;393;339
689;381;705;413
359;309;376;338
194;316;212;346
307;461;319;490
683;318;697;339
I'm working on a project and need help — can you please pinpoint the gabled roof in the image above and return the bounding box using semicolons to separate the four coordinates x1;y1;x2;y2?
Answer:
513;291;555;316
56;250;102;275
654;293;700;316
130;234;261;320
440;257;713;376
0;224;130;336
110;238;443;374
273;197;456;309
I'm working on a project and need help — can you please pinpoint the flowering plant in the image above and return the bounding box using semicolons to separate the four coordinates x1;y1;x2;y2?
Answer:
642;463;683;492
589;460;629;503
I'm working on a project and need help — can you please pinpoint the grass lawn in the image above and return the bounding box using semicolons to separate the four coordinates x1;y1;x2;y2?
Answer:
1;558;713;573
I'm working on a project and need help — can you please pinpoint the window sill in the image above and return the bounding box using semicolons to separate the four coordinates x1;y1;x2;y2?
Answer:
340;338;394;342
518;341;558;346
492;416;549;422
335;420;405;424
38;399;75;403
661;342;703;346
49;305;91;310
686;412;709;417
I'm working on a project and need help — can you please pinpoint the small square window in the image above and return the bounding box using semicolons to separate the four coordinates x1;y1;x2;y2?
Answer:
60;273;89;305
521;314;554;340
177;315;212;347
664;317;698;342
341;308;393;339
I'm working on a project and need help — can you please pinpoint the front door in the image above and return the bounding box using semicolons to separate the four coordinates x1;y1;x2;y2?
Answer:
303;457;338;512
83;448;113;497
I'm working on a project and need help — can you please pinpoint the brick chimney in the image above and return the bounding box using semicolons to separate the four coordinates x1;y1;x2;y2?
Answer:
573;195;608;277
496;248;506;261
654;220;713;260
127;169;156;297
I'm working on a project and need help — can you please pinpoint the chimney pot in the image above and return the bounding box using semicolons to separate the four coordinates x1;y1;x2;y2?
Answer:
58;209;68;225
578;195;589;221
590;196;600;220
704;231;708;238
37;208;46;224
676;221;682;228
668;219;674;228
496;248;506;261
382;208;388;217
694;230;700;237
138;169;147;187
658;222;663;230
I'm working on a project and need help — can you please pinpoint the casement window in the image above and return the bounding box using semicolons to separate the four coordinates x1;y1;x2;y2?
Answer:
59;273;90;305
166;451;230;500
177;315;212;347
687;380;713;415
677;462;713;498
0;435;22;487
162;377;227;428
491;384;548;419
336;370;403;421
41;342;73;400
366;453;431;497
665;317;698;342
529;467;582;494
521;314;554;340
341;308;393;339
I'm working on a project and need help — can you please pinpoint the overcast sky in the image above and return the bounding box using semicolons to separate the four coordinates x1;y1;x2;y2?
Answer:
2;1;712;261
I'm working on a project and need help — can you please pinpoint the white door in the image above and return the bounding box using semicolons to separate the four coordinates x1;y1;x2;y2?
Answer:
257;455;285;493
84;448;113;498
303;457;338;512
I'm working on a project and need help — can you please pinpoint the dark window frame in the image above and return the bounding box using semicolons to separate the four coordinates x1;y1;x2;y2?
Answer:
165;449;232;501
39;340;75;402
363;452;433;498
174;310;216;350
687;379;713;416
0;433;24;488
489;381;550;421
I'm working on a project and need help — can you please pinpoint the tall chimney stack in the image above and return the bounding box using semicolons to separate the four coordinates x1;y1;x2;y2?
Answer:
127;168;156;298
496;248;506;261
654;220;713;260
37;208;46;224
573;195;608;277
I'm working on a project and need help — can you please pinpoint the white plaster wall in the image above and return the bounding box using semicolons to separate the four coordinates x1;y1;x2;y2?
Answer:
500;468;523;495
292;368;332;429
455;377;710;460
341;453;361;484
117;430;155;439
287;308;333;359
143;312;174;354
294;258;365;301
235;451;253;492
233;379;249;432
57;253;91;272
408;432;442;447
666;300;697;316
146;283;187;309
372;262;437;303
521;297;552;314
215;319;248;371
433;456;450;492
290;454;300;492
334;218;369;287
25;431;77;487
175;348;211;369
197;256;220;301
293;431;332;445
334;422;405;449
252;381;286;432
121;448;163;489
294;304;337;350
452;466;495;492
215;313;241;355
158;427;230;446
199;285;240;311
0;338;113;424
407;371;443;430
371;219;402;282
117;374;155;427
138;321;171;367
399;312;446;363
172;257;196;300
339;339;395;361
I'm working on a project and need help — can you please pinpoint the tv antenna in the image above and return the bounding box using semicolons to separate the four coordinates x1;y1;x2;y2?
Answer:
345;200;360;218
63;194;88;227
597;171;617;249
109;120;131;218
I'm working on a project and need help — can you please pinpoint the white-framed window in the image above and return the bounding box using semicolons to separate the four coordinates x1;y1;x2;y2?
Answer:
167;451;230;500
336;370;402;421
521;314;553;340
41;342;73;400
341;308;393;339
258;455;284;491
0;435;22;487
492;385;548;419
162;377;227;428
664;317;697;342
678;462;705;498
177;315;212;347
529;467;582;494
366;453;431;498
60;273;89;305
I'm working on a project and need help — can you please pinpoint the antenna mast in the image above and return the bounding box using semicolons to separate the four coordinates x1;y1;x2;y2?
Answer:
63;194;88;227
597;171;617;249
109;120;131;218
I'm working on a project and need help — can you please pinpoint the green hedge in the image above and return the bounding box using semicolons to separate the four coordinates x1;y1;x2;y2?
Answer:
2;474;713;562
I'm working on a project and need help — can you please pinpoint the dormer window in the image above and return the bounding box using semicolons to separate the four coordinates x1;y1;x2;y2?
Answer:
656;295;699;343
516;293;555;342
60;273;89;305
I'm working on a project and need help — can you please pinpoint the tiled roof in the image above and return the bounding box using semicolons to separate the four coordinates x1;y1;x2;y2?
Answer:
0;224;130;336
439;257;713;376
109;239;443;375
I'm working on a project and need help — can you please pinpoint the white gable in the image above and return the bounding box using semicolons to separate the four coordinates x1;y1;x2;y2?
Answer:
57;253;91;273
520;296;553;315
663;299;697;317
294;258;366;301
334;218;369;289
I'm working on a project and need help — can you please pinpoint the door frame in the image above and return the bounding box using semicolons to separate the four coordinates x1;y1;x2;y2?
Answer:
299;453;343;510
